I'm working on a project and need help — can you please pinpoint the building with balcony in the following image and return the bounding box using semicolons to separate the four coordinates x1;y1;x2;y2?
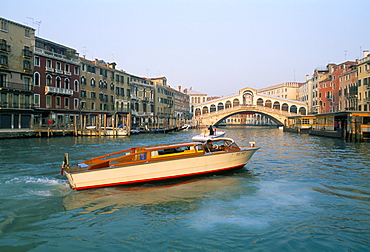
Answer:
357;51;370;112
129;75;154;129
339;64;358;111
79;58;118;127
33;37;80;126
150;77;175;129
172;86;190;127
0;17;35;129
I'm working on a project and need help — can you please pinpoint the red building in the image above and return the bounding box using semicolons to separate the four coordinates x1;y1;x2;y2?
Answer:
33;37;80;126
319;62;356;113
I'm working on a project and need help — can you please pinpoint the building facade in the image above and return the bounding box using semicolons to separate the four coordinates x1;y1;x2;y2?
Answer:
0;17;35;129
357;51;370;111
257;82;303;100
129;74;154;129
33;37;80;126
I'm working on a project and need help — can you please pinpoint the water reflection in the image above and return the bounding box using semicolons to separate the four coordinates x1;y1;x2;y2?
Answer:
63;173;257;215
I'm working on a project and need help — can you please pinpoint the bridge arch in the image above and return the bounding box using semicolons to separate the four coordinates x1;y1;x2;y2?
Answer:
225;100;232;108
233;98;240;107
192;87;308;127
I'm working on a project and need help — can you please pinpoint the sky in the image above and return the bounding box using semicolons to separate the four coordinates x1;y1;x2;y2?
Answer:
2;0;370;96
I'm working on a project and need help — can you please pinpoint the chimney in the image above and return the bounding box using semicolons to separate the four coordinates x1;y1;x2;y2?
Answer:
178;86;181;92
364;50;369;58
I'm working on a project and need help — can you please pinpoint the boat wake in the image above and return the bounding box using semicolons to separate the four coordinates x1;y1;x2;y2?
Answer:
4;176;71;197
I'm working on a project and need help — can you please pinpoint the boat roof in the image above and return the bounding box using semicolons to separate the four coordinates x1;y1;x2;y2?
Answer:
143;138;235;151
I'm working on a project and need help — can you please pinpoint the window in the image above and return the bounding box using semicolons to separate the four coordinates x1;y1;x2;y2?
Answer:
46;75;52;86
65;79;70;89
56;96;61;108
74;98;79;109
65;64;70;73
46;60;52;68
1;20;8;31
25;29;30;38
81;63;85;71
34;72;40;86
34;94;40;107
46;95;52;108
81;76;86;85
56;77;61;88
91;78;95;87
56;62;61;70
74;80;79;92
74;66;79;75
65;97;69;109
0;55;8;65
23;60;31;70
34;56;40;66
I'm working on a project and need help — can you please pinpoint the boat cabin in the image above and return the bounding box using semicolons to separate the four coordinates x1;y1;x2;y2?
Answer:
69;138;241;172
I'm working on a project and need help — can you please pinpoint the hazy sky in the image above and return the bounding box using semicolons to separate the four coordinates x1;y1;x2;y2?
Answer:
2;0;370;96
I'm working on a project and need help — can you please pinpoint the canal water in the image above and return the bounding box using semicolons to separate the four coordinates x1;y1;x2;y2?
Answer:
0;127;369;251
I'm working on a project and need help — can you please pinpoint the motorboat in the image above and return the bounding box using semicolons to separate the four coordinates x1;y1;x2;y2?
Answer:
61;138;259;190
192;129;225;141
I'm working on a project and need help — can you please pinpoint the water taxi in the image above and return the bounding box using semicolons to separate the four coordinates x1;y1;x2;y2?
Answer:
61;138;259;190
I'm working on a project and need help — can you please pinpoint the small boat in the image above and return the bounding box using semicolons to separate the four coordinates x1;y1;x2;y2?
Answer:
61;138;259;190
192;129;226;141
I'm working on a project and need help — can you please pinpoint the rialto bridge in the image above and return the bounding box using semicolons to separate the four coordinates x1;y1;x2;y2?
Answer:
192;87;308;126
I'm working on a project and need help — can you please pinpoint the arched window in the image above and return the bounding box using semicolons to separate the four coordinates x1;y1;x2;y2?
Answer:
290;105;297;113
34;72;40;86
225;100;232;108
281;103;289;111
65;79;70;89
195;108;201;116
265;100;272;108
56;77;61;88
81;76;86;85
233;98;240;107
218;102;224;110
257;98;263;106
210;104;216;112
299;107;306;115
46;75;52;86
273;101;280;110
90;78;95;87
74;80;79;92
202;106;209;114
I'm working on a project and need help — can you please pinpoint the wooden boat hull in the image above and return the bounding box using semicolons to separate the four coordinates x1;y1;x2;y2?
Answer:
64;147;258;190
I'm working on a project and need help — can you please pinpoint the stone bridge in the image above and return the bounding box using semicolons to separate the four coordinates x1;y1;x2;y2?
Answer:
192;87;307;126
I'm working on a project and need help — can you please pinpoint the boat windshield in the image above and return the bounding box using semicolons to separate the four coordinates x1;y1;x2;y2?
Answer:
212;139;239;150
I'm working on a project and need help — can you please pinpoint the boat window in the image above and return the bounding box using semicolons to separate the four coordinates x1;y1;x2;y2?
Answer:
151;145;194;158
212;140;226;147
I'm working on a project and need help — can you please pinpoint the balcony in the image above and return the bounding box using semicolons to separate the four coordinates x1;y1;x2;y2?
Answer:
22;49;33;59
0;63;9;69
0;44;10;54
45;67;54;72
55;69;63;74
45;86;73;96
64;71;71;76
326;96;332;100
0;101;34;109
0;82;33;92
23;67;32;74
35;48;80;64
130;94;139;100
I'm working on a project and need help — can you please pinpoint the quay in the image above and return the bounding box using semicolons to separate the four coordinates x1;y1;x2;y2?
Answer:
284;111;370;142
